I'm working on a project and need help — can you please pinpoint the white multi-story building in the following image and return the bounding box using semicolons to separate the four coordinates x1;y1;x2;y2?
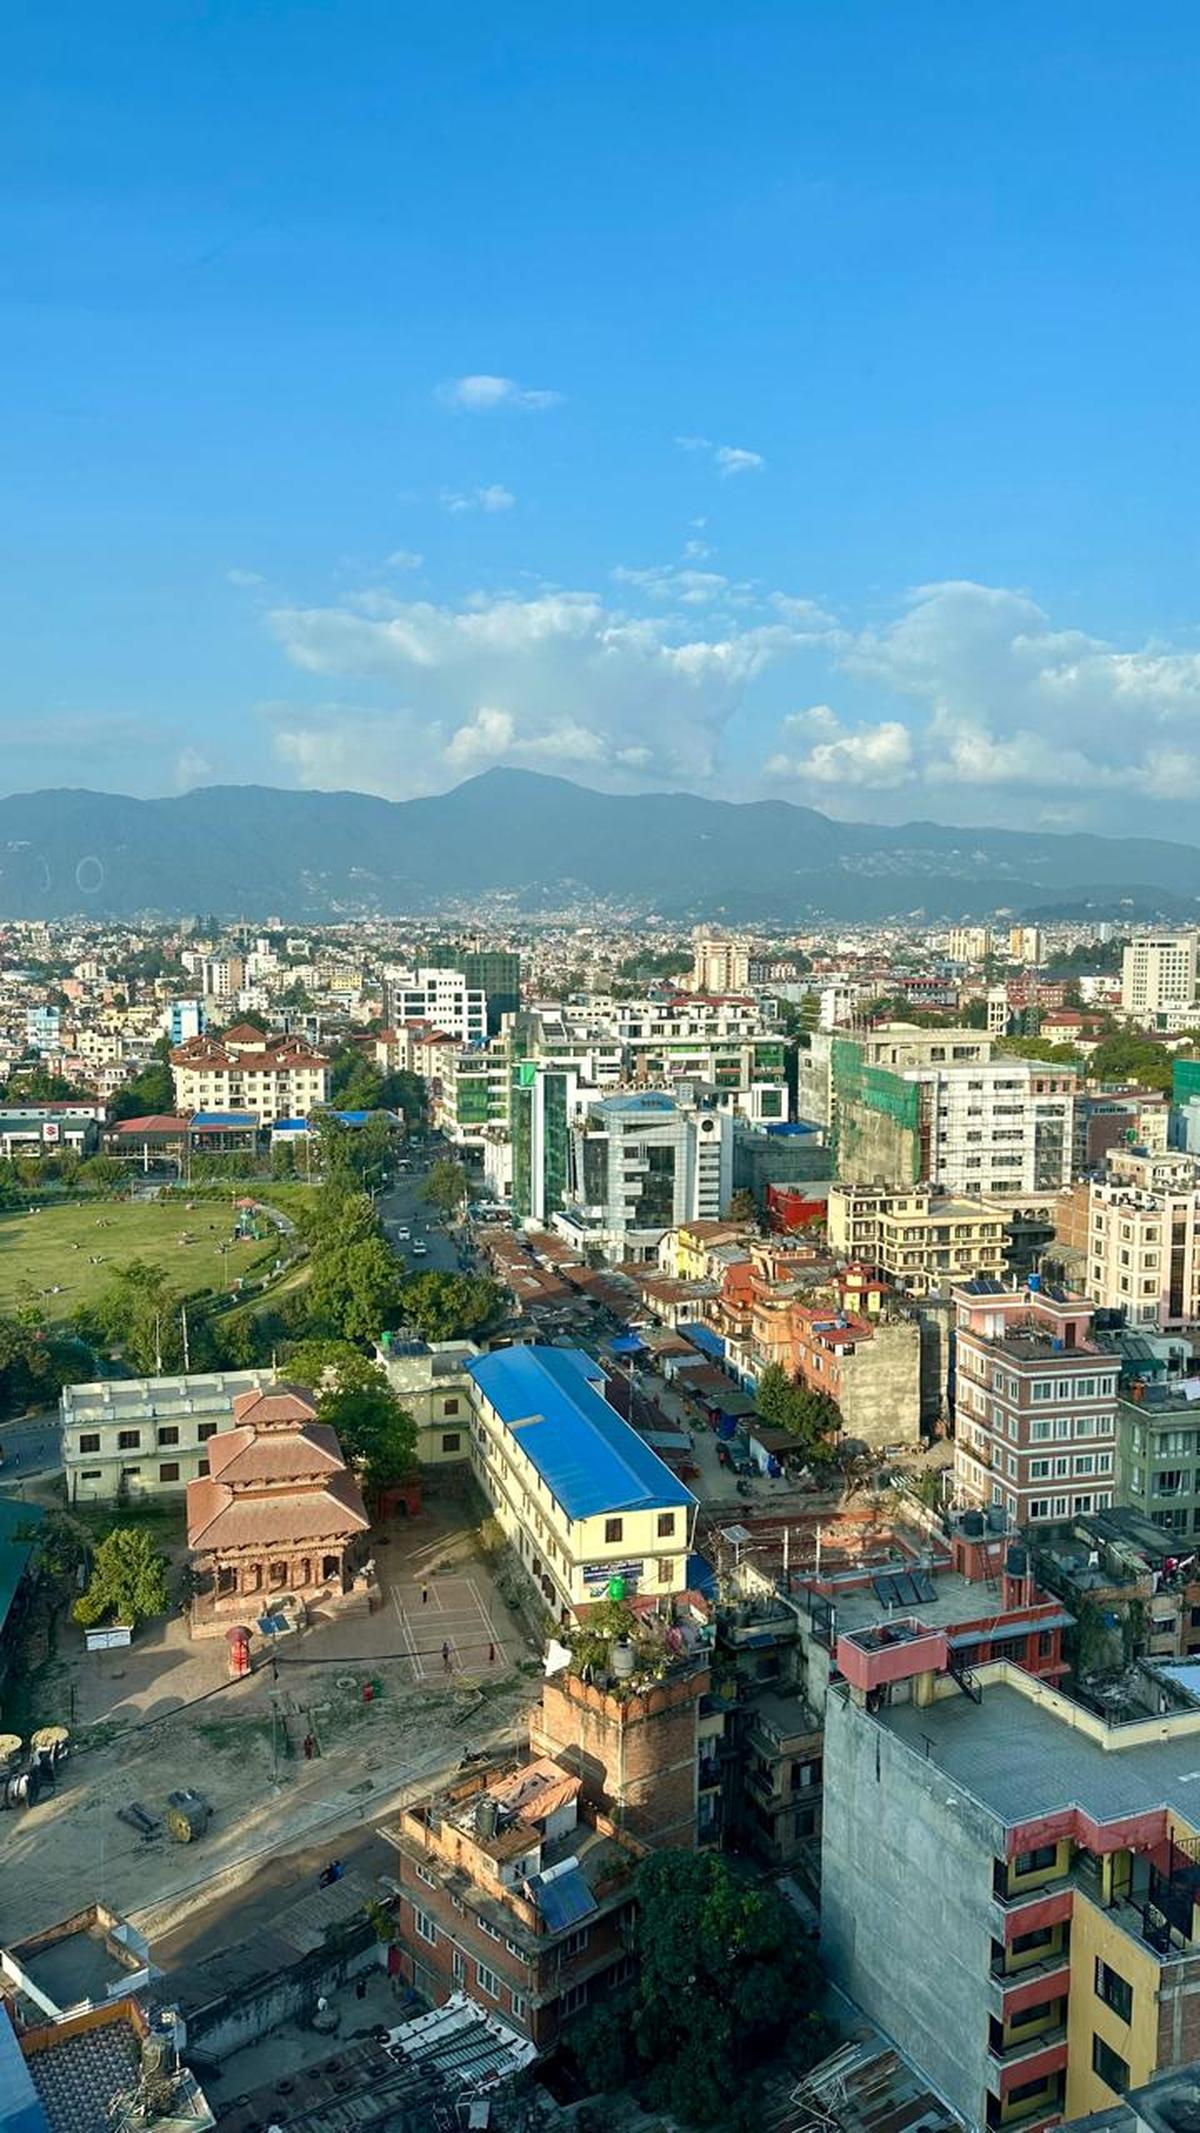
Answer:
170;1026;331;1124
62;1369;276;1502
1121;932;1199;1022
952;1279;1119;1527
560;1091;733;1261
465;1344;696;1617
1086;1147;1200;1328
199;954;246;1000
832;1026;1076;1197
384;967;487;1046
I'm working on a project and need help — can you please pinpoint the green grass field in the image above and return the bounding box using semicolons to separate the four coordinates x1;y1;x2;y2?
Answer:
0;1184;317;1323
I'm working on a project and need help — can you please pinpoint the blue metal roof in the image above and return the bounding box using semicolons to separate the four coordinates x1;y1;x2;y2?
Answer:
466;1346;695;1520
0;2008;48;2133
677;1320;726;1360
687;1551;718;1599
595;1091;677;1114
608;1333;644;1356
190;1110;260;1128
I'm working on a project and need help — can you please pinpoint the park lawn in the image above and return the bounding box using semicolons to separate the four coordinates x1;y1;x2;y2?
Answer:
0;1189;314;1324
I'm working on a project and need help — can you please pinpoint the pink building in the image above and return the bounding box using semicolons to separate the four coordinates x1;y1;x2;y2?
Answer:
952;1278;1119;1529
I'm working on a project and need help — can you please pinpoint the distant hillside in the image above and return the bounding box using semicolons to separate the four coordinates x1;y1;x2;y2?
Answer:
0;768;1198;921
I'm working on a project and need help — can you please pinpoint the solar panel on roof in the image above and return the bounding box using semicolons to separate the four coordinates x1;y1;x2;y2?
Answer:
526;1865;597;1933
871;1576;897;1606
913;1571;937;1604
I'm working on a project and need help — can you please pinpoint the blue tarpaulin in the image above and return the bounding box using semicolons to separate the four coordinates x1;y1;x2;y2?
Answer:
676;1321;726;1361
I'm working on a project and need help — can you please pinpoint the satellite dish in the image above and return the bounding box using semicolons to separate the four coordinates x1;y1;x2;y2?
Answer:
544;1638;572;1677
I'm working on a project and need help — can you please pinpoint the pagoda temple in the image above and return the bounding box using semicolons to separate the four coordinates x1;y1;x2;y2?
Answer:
186;1385;370;1614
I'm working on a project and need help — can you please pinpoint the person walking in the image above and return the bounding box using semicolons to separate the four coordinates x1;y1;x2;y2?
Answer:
488;1641;496;1665
421;1582;429;1606
442;1641;451;1674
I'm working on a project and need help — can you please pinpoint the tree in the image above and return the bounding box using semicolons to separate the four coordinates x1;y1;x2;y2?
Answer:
109;1058;176;1121
422;1157;469;1220
400;1271;504;1342
756;1362;840;1453
1087;1032;1175;1093
73;1526;170;1630
996;1035;1082;1067
286;1341;417;1491
309;1234;402;1342
724;1189;757;1223
574;1851;825;2125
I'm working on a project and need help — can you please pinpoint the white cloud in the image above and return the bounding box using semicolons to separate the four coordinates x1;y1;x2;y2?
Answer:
440;484;516;515
266;585;808;797
226;568;264;587
842;580;1200;806
715;445;764;477
676;436;765;476
768;711;914;789
176;746;214;790
437;373;562;411
386;549;424;570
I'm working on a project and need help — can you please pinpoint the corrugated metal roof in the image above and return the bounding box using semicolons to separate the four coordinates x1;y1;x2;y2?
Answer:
466;1346;695;1520
676;1320;726;1359
0;1497;44;1647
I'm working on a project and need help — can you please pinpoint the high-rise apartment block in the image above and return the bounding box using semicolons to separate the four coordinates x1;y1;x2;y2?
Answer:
385;966;487;1046
690;935;750;994
1087;1149;1200;1328
949;926;993;963
953;1278;1119;1527
831;1027;1076;1197
1122;934;1199;1023
823;1646;1200;2129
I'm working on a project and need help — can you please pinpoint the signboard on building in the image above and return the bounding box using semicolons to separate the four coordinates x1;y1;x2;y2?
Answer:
41;1121;60;1144
582;1559;645;1589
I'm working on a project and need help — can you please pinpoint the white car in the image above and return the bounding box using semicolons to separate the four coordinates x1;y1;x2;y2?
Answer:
411;1240;429;1257
394;1226;411;1241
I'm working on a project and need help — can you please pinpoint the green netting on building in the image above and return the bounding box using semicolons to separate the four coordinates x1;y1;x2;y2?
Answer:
831;1036;922;1182
1174;1058;1200;1107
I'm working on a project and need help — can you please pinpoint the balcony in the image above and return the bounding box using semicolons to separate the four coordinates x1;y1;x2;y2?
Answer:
988;1952;1071;2020
986;2025;1068;2099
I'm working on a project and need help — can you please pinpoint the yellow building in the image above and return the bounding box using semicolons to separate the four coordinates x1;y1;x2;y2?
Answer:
465;1346;696;1619
375;1338;478;1464
823;1649;1200;2133
827;1182;1008;1295
660;1217;754;1282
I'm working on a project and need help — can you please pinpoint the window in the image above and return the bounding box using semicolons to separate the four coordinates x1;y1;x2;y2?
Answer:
441;1433;462;1454
443;1397;461;1416
1014;1843;1058;1876
197;1421;217;1441
117;1429;140;1450
657;1512;676;1538
478;1914;502;1941
121;1466;142;1479
80;1469;102;1481
157;1425;180;1446
452;1950;466;1984
1031;1381;1053;1402
560;1982;589;2015
505;1937;525;1959
510;1991;527;2020
1095;1959;1133;2023
605;1518;623;1544
78;1432;101;1453
1030;1460;1050;1480
416;1862;437;1888
1011;1926;1055;1957
412;1908;437;1946
565;1926;591;1955
1030;1420;1054;1442
1092;2035;1130;2095
158;1462;180;1483
476;1962;501;1999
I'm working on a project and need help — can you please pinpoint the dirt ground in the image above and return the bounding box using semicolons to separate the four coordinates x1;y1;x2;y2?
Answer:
0;1497;541;1947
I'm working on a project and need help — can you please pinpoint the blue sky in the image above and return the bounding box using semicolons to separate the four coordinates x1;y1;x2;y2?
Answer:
3;1;1200;834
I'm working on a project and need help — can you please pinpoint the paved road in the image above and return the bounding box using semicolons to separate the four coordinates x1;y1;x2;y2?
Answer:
0;1411;61;1479
377;1162;461;1277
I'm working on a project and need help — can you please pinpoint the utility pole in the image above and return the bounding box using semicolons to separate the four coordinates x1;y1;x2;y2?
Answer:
154;1313;163;1375
181;1304;190;1373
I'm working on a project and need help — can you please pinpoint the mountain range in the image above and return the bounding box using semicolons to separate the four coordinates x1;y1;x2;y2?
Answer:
2;769;1199;923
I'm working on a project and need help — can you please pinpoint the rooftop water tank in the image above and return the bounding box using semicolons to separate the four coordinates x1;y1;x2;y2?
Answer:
1005;1544;1028;1579
961;1510;986;1538
611;1639;636;1681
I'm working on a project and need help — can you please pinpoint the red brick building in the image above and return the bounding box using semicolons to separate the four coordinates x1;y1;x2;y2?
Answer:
383;1756;642;2048
531;1661;710;1849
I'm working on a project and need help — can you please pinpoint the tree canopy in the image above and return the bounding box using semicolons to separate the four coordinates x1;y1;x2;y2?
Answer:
73;1526;171;1629
109;1057;177;1121
572;1850;826;2125
285;1341;417;1491
422;1157;470;1220
400;1270;504;1342
756;1362;840;1453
